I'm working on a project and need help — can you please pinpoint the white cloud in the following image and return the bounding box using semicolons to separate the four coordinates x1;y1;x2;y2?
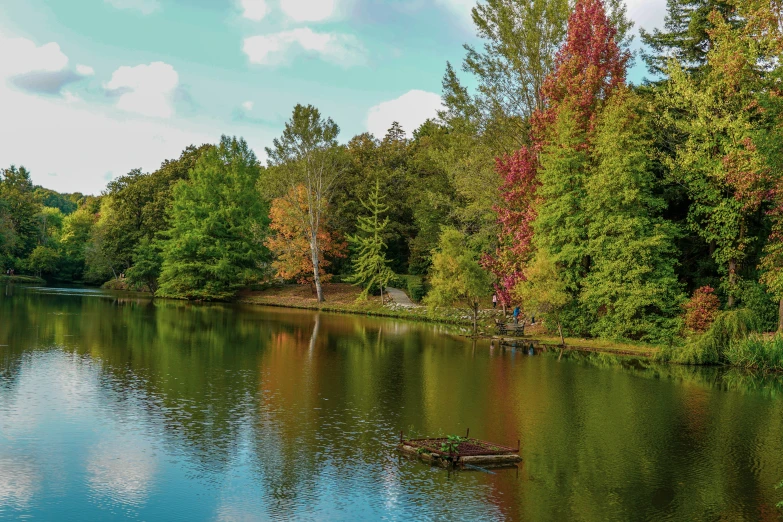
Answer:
280;0;336;22
366;90;444;138
105;62;179;118
0;36;68;78
626;0;667;33
0;79;217;193
76;64;95;76
243;28;365;67
240;0;269;21
242;100;254;111
0;34;95;96
104;0;161;15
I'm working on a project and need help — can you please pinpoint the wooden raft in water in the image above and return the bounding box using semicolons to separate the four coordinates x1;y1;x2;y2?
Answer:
398;430;521;469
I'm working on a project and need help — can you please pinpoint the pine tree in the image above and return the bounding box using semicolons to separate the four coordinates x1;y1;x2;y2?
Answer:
347;180;394;303
533;103;589;294
640;0;737;76
157;136;269;300
582;91;684;342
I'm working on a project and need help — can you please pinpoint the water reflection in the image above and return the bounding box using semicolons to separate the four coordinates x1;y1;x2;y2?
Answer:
0;456;38;509
1;285;783;520
87;438;156;507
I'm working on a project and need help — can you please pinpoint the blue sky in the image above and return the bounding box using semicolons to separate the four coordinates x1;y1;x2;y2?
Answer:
0;0;665;195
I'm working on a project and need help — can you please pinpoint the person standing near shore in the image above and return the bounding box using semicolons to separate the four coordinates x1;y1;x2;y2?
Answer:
513;306;520;325
492;293;498;309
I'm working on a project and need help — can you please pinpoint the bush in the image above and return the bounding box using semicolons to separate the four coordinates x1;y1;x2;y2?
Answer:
659;308;761;365
683;286;720;333
407;275;426;303
737;280;778;333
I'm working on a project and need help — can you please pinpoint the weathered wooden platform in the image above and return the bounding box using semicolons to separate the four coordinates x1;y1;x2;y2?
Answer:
398;431;521;469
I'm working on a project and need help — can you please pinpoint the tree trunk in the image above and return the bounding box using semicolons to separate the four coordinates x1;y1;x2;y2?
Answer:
558;323;565;347
472;302;478;337
727;258;737;308
380;285;384;305
310;232;323;303
778;298;783;333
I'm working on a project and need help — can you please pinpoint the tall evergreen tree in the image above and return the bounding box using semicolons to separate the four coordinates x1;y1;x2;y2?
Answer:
346;180;394;303
582;91;684;342
640;0;737;76
526;0;630;333
158;136;269;300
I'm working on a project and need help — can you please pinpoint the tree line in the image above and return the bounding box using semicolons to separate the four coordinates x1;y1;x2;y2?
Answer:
4;0;783;352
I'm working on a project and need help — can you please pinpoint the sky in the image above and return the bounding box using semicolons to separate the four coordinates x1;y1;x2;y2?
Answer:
0;0;667;195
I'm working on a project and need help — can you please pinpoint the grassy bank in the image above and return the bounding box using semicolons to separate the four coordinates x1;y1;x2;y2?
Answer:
237;283;474;326
238;284;663;358
524;335;661;357
0;275;45;284
656;309;783;373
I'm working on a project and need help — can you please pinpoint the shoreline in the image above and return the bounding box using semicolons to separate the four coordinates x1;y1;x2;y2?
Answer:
0;275;46;284
237;288;662;359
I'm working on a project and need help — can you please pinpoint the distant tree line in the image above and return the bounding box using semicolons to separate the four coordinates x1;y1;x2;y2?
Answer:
4;0;783;356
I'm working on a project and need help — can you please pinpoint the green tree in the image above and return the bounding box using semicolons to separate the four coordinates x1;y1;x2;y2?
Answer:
533;104;589;295
0;197;17;266
582;91;684;342
125;238;163;294
443;0;631;151
264;104;345;302
26;245;59;278
514;250;571;345
86;145;212;280
158;136;269;300
0;165;40;259
346;180;394;303
425;228;492;334
60;203;98;281
659;5;780;306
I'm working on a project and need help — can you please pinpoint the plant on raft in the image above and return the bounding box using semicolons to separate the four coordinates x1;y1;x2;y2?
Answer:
440;435;466;455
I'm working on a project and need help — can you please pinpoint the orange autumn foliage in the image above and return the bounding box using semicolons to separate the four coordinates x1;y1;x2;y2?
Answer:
265;185;345;284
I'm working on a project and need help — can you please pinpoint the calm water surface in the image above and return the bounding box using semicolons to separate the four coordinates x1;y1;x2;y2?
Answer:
2;284;783;521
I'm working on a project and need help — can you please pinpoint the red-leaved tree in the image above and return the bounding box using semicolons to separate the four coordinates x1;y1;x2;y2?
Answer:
485;146;539;306
488;0;628;303
535;0;630;136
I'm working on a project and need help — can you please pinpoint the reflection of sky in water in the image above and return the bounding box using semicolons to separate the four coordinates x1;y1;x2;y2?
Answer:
87;439;156;507
4;286;783;520
0;456;38;509
0;348;505;521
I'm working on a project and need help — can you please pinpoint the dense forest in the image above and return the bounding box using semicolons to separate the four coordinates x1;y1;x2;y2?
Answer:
4;0;783;361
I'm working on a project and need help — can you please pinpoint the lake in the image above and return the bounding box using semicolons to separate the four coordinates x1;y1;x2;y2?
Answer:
1;284;783;521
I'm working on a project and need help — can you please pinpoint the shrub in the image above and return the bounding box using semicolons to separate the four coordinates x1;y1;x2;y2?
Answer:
725;335;783;372
683;286;720;333
407;276;426;303
659;308;760;365
737;280;778;333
